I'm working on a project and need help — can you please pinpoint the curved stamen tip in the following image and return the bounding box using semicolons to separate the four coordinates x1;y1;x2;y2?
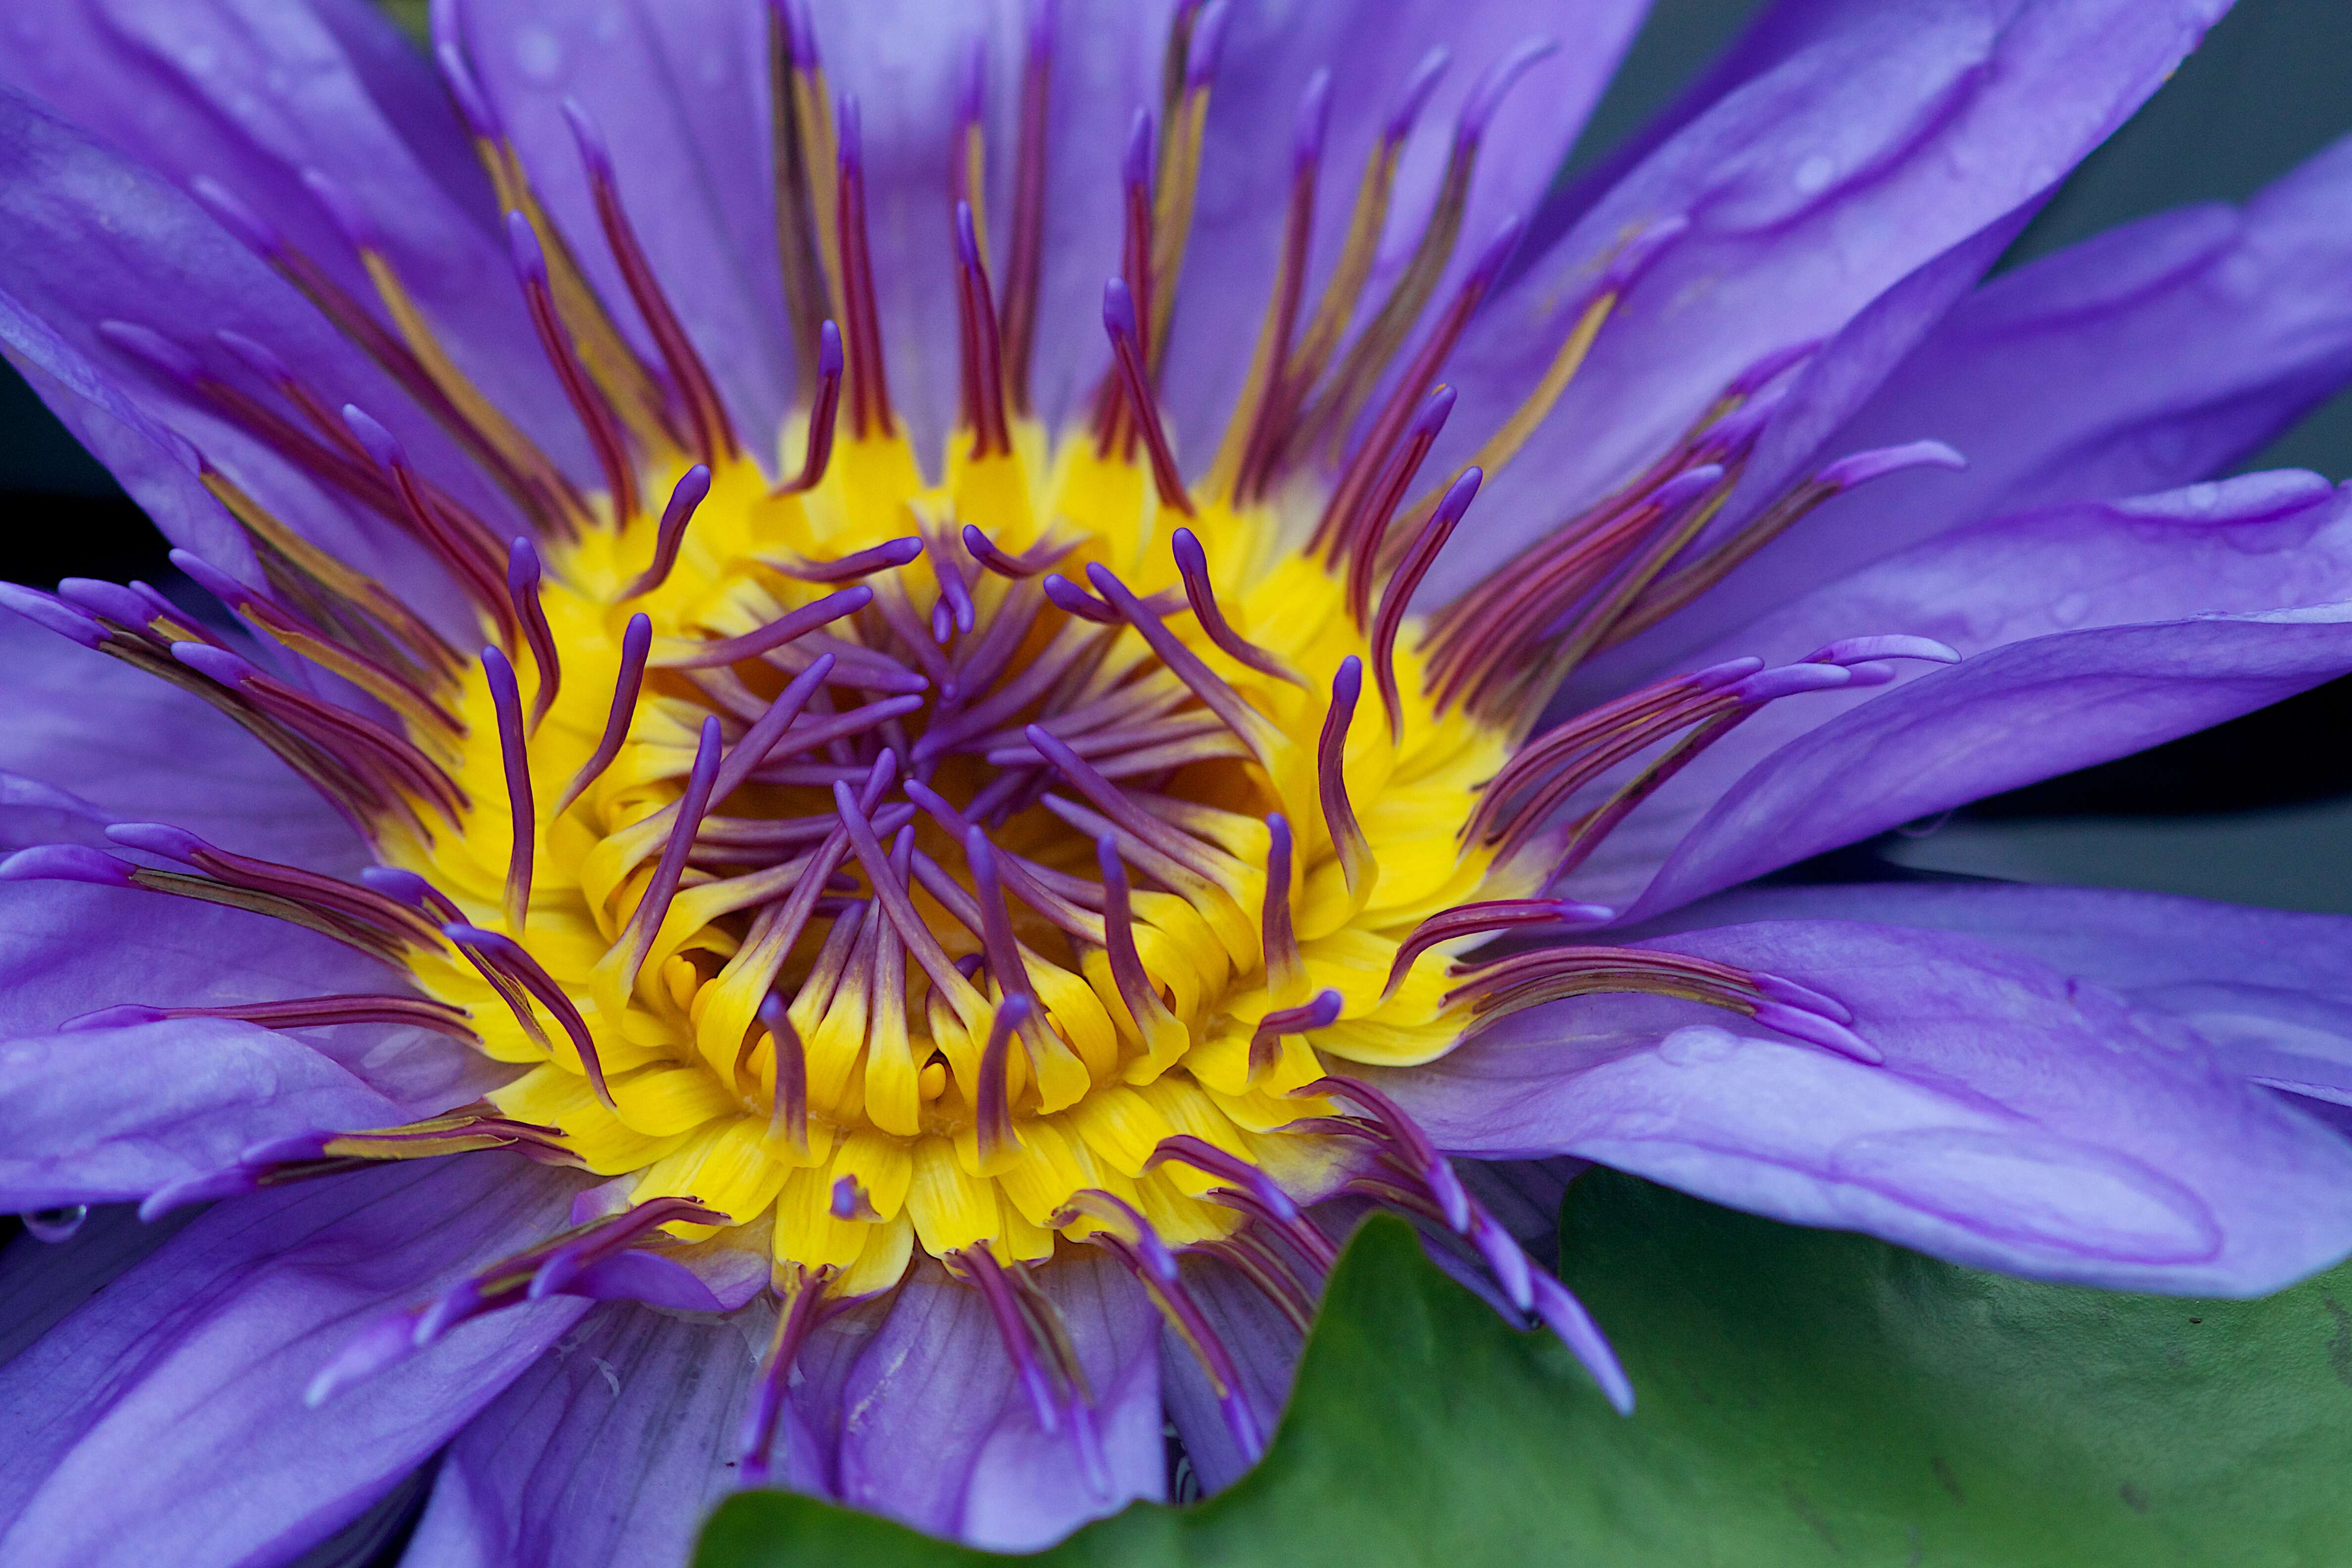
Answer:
1529;1272;1636;1416
0;583;108;648
435;42;499;140
1602;215;1691;292
1805;634;1961;669
776;0;820;66
830;1175;882;1222
1040;573;1112;623
1184;0;1232;88
1025;0;1057;55
299;166;381;253
1732;338;1826;397
1750;972;1856;1026
171;641;261;687
954;200;983;267
817;317;845;377
0;843;136;887
1731;661;1851;704
340;403;405;470
1122;109;1155;192
957;35;987;128
1819;439;1967;490
61;1003;172;1032
560;95;614;175
1434;465;1484;527
1293;68;1333;170
1386;47;1451;144
102;821;210;866
1698;400;1776;460
359;865;443;909
97;320;204;385
504;209;550;280
506;536;542;596
1102;275;1139;340
169;547;260;611
191;175;283;258
623;466;714;598
836;93;864;169
1461;37;1559;142
305;1312;418;1407
1751;1000;1882;1064
1467;213;1528;286
1647;464;1725;514
57;578;154;628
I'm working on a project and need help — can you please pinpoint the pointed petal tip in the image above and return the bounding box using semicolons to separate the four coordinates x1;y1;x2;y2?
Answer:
0;843;137;887
0;583;108;647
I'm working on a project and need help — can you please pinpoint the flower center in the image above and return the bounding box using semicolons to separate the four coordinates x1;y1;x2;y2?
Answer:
395;425;1520;1290
0;1;1963;1475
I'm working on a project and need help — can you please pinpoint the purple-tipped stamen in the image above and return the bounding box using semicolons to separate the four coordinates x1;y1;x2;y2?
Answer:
652;586;875;670
445;923;618;1105
1100;278;1193;515
479;644;536;931
776;320;844;495
554;612;652;817
621;465;714;600
1249;987;1341;1082
505;539;562;732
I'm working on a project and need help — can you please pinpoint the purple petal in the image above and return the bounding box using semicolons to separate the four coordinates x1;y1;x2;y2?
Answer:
0;1017;408;1210
1556;475;2352;917
1154;1;1650;460
0;0;576;468
0;1202;199;1369
0;287;259;579
450;0;795;448
0;874;496;1116
1430;0;2229;597
0;89;494;630
1602;128;2352;686
800;0;1010;459
0;1156;585;1563
0;772;116;855
1157;1248;1304;1495
834;1251;1163;1549
1387;920;2352;1295
401;1302;756;1568
0;612;359;870
976;0;1159;442
1643;882;2352;1113
566;1244;769;1312
1457;1155;1591;1263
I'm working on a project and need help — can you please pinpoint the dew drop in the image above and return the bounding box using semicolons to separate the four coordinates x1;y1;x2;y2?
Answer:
24;1204;89;1243
1657;1025;1740;1067
1793;154;1836;195
514;26;564;82
2050;590;2091;628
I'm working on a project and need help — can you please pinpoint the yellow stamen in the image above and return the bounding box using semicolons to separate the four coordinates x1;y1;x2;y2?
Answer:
375;419;1521;1274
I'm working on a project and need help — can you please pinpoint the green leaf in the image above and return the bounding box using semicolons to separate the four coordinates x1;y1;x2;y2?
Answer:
1544;1172;2352;1565
699;1173;2352;1567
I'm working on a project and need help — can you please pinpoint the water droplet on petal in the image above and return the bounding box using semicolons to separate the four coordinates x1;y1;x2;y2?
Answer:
514;27;564;82
24;1204;89;1243
1793;154;1835;195
1657;1025;1741;1067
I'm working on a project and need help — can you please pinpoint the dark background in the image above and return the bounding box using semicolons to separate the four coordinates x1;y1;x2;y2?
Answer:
7;0;2351;910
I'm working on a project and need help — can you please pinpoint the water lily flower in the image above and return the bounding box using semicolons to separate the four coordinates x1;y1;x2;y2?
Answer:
6;0;2352;1560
